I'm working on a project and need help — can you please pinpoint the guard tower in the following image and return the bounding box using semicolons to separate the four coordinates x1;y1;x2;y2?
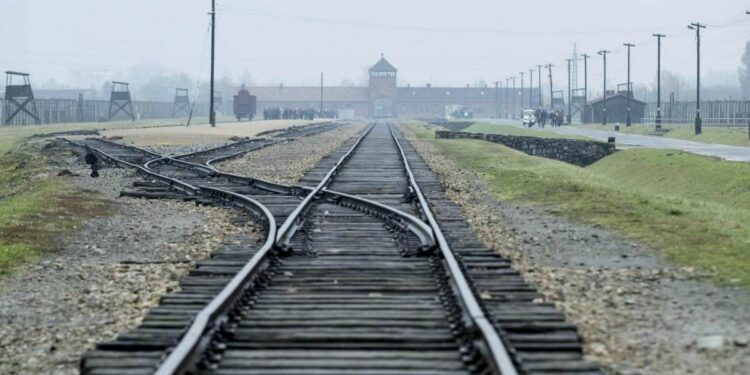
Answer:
571;88;587;122
551;90;565;111
109;81;135;121
368;54;398;118
173;88;190;117
213;91;224;115
3;71;41;125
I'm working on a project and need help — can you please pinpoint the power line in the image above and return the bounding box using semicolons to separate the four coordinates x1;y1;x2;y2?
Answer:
216;3;697;36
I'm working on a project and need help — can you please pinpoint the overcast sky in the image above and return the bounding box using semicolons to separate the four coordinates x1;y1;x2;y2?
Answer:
1;0;748;92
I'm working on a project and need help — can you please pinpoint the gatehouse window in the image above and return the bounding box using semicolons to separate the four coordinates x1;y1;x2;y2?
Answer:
370;71;395;78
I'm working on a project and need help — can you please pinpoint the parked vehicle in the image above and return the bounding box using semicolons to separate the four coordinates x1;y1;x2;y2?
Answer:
522;109;536;127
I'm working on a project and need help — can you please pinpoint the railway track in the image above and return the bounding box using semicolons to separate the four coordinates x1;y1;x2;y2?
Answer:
68;120;598;374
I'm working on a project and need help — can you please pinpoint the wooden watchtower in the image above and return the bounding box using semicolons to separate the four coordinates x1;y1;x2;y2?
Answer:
3;71;41;125
173;88;190;117
109;81;135;121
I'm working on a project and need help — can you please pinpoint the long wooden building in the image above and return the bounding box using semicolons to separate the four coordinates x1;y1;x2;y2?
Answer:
248;56;539;119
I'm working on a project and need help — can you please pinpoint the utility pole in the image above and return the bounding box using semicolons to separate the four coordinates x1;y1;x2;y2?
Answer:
511;76;517;119
623;43;636;126
545;64;554;111
653;34;666;129
581;54;589;123
536;65;543;108
494;81;499;118
499;80;504;119
566;59;573;124
688;22;706;135
529;69;534;108
320;72;324;114
519;72;525;111
209;0;216;127
505;77;510;119
597;50;610;125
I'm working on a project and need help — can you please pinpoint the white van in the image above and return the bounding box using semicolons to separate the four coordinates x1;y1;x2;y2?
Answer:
522;110;536;127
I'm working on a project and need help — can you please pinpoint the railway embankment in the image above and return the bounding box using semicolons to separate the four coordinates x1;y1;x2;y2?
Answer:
402;120;750;374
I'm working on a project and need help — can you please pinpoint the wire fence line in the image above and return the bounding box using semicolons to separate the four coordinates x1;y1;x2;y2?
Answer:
643;100;750;127
1;97;218;126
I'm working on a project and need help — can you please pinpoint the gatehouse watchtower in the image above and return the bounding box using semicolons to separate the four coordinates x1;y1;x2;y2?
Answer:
368;54;398;118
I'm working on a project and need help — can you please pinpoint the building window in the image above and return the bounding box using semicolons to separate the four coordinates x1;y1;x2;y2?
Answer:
370;71;395;78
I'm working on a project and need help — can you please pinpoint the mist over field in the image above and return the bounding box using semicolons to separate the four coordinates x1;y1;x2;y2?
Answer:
1;0;750;100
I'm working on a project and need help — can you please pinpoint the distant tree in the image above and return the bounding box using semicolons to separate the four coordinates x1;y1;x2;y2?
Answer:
237;71;256;87
661;70;683;101
739;41;750;99
136;73;193;102
38;78;69;90
100;81;112;100
474;80;488;88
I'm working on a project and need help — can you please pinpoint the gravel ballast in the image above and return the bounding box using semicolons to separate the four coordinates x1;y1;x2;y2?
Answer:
0;146;254;374
218;122;366;185
400;124;750;375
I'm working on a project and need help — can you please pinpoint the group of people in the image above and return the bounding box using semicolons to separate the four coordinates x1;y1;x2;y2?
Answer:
263;107;316;120
533;108;565;128
263;107;338;120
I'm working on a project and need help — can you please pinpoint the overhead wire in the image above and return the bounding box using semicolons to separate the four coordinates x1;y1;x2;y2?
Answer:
217;3;695;36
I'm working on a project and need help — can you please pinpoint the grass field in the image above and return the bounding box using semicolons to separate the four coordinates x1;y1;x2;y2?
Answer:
574;123;750;147
0;118;201;276
464;121;594;140
405;121;750;288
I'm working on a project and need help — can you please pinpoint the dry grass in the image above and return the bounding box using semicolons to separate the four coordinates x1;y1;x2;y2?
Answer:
405;121;750;288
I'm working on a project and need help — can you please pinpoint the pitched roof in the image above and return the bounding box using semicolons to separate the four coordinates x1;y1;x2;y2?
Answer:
369;56;397;72
588;91;645;105
397;87;496;102
243;86;368;102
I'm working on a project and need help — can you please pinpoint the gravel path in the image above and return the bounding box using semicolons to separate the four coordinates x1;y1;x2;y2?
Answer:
218;122;366;185
0;144;255;374
400;125;750;375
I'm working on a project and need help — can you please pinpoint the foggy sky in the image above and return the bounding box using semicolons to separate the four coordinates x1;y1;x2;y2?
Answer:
2;0;749;94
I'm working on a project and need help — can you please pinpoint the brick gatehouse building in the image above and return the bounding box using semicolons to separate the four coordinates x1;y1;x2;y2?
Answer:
248;56;540;118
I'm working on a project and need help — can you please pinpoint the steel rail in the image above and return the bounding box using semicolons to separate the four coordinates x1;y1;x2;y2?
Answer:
146;156;301;196
153;124;440;374
82;137;164;158
175;138;271;164
387;123;519;375
320;188;435;251
200;122;340;168
67;125;452;374
154;186;277;375
61;138;199;195
175;121;336;166
274;123;376;250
